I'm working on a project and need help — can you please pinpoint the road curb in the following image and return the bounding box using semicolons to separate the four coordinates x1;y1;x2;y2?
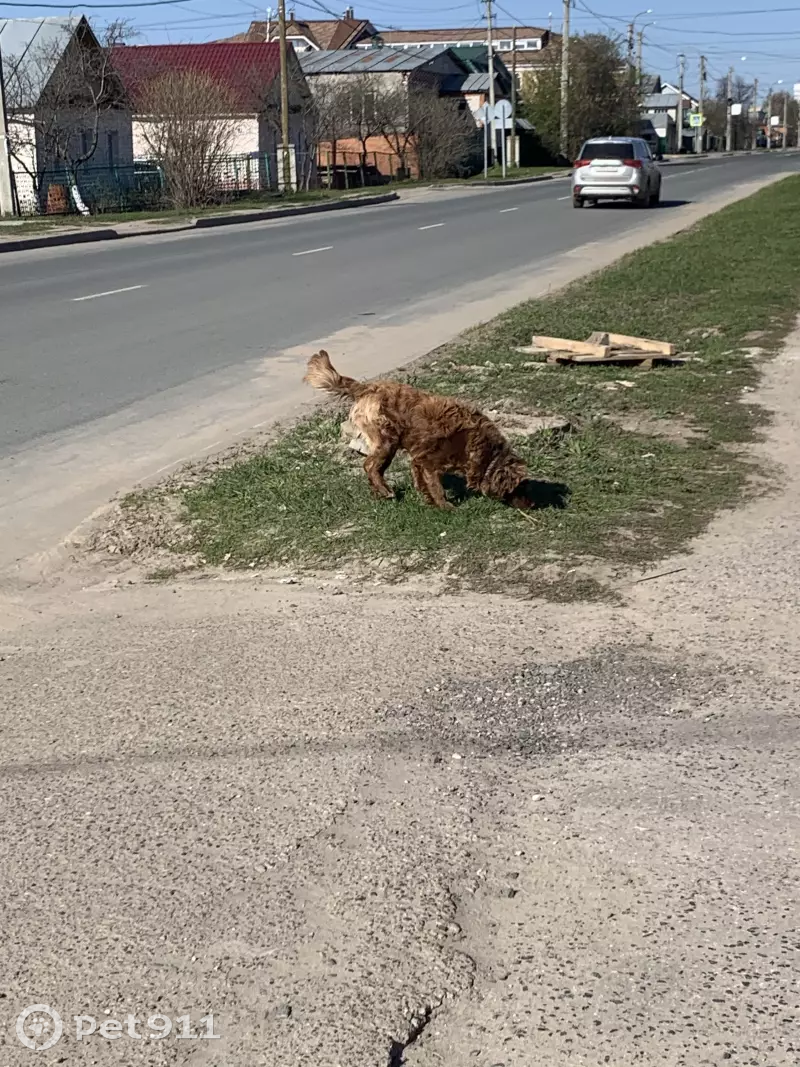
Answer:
0;227;122;253
194;191;398;228
0;191;399;254
482;172;569;186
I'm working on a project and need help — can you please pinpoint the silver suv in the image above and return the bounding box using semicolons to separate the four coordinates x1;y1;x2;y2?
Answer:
572;136;662;209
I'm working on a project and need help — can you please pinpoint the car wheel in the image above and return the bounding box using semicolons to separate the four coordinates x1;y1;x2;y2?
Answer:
572;197;584;208
649;183;661;206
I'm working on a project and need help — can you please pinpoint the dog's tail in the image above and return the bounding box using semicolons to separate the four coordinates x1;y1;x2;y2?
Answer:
303;350;365;399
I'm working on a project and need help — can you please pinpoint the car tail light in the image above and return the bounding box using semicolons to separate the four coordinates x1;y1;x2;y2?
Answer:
623;158;642;168
573;159;591;168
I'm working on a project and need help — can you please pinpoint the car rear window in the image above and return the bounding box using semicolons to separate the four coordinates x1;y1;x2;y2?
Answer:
580;142;635;160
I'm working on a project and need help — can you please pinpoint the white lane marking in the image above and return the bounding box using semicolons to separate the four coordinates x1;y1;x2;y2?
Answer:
499;206;519;213
292;245;333;256
72;284;145;302
418;222;445;230
557;195;571;200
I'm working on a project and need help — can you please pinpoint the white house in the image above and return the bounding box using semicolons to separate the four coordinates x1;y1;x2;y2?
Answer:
0;15;133;214
111;41;315;191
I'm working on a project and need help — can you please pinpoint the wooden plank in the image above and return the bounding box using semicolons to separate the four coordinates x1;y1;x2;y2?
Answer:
570;350;667;364
603;333;676;356
533;335;611;358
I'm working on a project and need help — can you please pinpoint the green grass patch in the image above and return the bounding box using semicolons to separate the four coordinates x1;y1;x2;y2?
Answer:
116;176;800;596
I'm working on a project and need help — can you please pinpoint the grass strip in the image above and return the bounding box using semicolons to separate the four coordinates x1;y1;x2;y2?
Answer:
118;176;800;596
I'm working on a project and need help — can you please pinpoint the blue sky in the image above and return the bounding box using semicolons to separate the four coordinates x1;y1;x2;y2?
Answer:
2;0;798;97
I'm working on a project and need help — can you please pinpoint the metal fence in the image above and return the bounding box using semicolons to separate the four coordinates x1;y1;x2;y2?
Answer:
11;147;440;218
12;152;319;217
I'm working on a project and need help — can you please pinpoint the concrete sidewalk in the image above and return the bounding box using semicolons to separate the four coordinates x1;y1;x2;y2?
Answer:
1;322;798;1065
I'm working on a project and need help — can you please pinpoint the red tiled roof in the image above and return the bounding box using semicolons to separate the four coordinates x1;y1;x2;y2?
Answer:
111;42;281;110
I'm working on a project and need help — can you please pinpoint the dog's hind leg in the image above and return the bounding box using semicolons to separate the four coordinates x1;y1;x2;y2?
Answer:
419;464;454;510
364;441;399;499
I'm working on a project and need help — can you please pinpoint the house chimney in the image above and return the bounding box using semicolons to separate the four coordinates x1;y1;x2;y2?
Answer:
345;6;354;17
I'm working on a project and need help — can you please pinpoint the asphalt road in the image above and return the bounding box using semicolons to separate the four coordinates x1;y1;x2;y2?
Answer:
1;152;797;459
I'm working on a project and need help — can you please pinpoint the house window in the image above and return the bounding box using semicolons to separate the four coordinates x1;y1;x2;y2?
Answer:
499;39;513;50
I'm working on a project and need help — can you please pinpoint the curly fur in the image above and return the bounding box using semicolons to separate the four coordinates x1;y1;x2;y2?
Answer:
303;351;533;510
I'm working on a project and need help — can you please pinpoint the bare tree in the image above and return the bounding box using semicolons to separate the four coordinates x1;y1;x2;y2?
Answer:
411;88;479;180
374;82;415;178
704;76;753;149
136;70;240;209
339;74;383;182
310;79;355;175
4;18;133;212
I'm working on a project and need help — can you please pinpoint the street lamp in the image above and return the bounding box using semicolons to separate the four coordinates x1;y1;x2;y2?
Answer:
627;9;652;68
636;20;656;82
764;79;783;149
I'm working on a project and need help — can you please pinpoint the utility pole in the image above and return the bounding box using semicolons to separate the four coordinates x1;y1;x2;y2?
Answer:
676;53;685;154
484;0;497;167
766;87;772;150
277;0;292;191
510;25;518;168
752;77;758;149
636;30;644;83
559;0;570;159
725;66;734;152
782;91;789;148
0;43;14;217
695;55;706;154
627;22;635;70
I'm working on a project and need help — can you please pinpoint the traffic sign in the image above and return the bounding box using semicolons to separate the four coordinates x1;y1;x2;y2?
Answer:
688;112;704;127
493;99;513;130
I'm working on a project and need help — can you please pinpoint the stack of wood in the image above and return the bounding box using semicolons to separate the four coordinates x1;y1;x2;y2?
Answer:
517;332;677;369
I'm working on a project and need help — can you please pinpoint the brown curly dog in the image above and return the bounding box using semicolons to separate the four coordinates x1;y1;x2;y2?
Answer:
303;350;535;510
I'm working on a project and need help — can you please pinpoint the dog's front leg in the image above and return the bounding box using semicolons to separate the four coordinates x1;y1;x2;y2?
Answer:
364;442;398;499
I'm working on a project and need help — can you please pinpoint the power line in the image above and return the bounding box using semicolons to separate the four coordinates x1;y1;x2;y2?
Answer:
0;0;187;6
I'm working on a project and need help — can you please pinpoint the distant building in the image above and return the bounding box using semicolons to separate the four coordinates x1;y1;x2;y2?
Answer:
374;24;558;80
220;10;377;52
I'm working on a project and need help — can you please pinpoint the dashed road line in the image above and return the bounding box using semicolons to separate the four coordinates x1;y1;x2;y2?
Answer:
72;285;146;302
292;245;333;256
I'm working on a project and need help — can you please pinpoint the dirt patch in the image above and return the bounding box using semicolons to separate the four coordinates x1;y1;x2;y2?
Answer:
596;413;706;446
